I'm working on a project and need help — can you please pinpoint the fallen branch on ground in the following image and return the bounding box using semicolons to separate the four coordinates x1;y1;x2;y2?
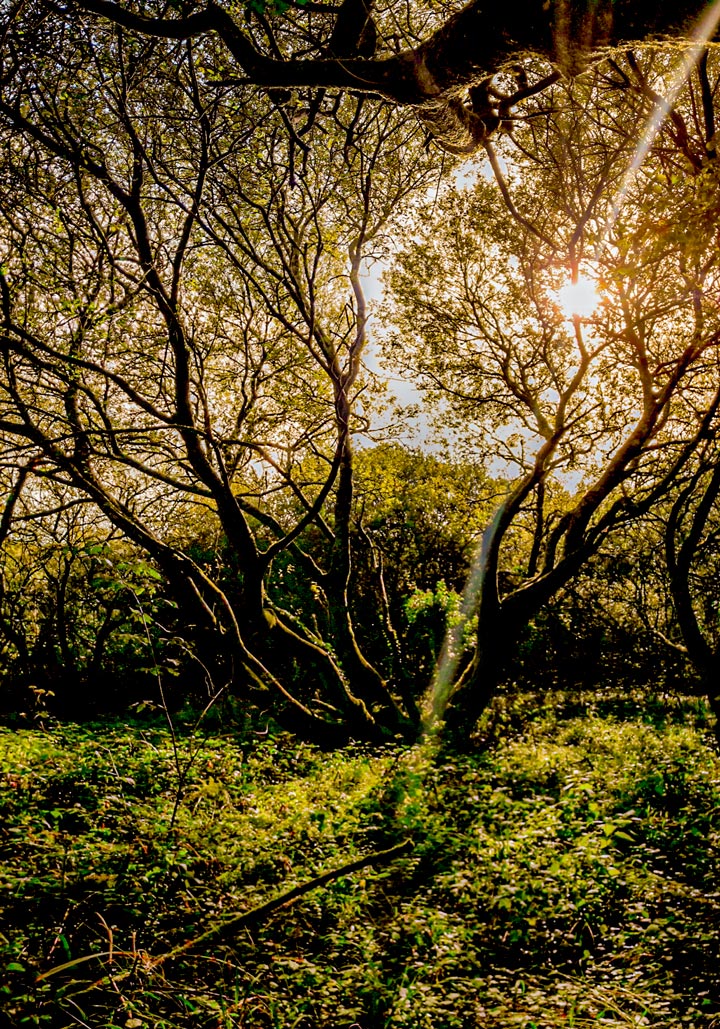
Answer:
37;838;413;983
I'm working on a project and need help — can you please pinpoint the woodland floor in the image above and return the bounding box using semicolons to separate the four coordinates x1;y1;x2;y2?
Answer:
1;688;719;1028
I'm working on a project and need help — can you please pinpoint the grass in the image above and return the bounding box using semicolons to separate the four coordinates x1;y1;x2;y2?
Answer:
0;688;719;1027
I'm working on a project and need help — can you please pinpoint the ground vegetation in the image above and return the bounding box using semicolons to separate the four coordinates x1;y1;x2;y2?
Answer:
1;690;719;1027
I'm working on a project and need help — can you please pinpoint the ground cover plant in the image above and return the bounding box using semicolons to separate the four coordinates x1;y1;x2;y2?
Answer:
1;690;719;1028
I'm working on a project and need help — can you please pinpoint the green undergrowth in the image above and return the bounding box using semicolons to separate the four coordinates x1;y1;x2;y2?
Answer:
1;689;719;1027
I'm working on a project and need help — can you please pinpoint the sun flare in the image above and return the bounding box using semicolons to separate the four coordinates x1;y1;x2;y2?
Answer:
556;275;601;320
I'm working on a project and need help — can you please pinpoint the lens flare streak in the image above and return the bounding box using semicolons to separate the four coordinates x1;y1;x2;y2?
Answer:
606;0;720;237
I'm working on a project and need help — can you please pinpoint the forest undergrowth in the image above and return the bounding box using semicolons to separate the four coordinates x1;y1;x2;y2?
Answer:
1;688;718;1028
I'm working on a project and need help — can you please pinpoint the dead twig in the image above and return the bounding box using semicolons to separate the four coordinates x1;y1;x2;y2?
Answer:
37;839;413;984
153;838;412;967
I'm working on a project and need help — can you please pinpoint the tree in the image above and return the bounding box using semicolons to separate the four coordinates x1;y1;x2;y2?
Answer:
65;0;713;155
0;12;440;742
349;444;501;687
383;53;720;735
0;484;184;718
665;435;720;732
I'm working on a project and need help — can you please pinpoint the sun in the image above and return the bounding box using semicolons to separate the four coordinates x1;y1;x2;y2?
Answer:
556;275;601;320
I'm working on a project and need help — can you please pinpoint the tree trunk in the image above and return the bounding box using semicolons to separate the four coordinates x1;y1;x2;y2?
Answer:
442;607;518;744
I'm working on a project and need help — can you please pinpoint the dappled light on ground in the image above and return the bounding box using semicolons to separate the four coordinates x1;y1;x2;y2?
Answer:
1;691;718;1027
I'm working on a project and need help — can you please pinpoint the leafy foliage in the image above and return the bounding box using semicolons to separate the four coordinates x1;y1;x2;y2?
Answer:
1;692;718;1026
0;528;192;720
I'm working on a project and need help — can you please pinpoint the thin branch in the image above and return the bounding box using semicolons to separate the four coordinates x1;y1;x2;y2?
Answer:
37;838;412;983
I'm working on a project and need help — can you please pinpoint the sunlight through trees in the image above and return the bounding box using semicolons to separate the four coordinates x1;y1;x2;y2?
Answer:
1;1;720;744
